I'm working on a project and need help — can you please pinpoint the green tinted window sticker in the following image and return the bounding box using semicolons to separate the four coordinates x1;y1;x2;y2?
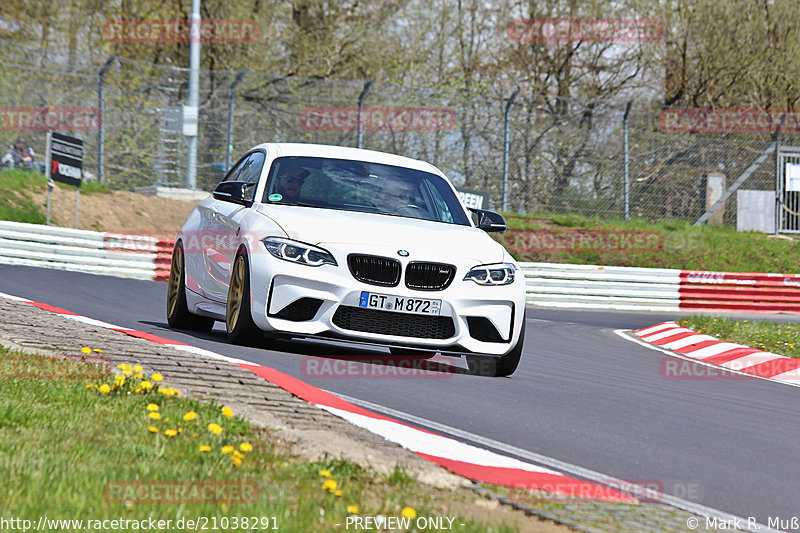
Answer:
268;193;282;202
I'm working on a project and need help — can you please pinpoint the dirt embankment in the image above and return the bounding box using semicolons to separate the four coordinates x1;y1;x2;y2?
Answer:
32;186;199;235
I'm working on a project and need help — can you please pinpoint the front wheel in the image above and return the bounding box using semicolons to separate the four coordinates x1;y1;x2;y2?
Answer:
166;243;215;332
226;252;263;346
465;318;525;377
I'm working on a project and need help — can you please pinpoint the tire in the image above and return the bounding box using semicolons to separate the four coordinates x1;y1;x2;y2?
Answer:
465;318;525;377
226;252;263;345
389;347;437;359
166;243;215;332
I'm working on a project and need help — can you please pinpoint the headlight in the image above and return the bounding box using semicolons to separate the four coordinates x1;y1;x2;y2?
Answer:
463;263;516;285
262;237;337;267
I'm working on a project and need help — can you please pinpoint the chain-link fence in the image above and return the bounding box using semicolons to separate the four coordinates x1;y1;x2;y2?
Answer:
2;37;798;226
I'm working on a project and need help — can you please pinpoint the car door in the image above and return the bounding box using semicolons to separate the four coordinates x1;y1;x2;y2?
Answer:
203;150;266;302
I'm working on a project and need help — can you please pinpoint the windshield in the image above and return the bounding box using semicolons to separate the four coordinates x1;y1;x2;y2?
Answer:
262;156;471;226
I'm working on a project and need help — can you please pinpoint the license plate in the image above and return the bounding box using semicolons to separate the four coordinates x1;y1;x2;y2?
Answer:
359;291;441;316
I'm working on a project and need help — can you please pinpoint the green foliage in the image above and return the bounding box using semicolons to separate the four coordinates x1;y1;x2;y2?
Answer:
679;316;800;359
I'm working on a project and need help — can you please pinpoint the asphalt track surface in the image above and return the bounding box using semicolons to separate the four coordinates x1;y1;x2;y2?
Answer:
2;264;799;525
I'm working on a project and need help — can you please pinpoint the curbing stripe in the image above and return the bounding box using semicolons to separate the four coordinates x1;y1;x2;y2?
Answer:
634;323;800;384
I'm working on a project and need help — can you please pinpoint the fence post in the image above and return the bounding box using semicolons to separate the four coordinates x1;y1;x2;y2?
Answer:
623;101;632;221
502;90;519;212
775;113;786;235
97;55;116;185
356;81;373;149
185;0;201;189
225;70;248;171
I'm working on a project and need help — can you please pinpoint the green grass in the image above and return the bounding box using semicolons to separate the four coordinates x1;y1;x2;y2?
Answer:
678;316;800;358
497;212;800;273
0;347;516;532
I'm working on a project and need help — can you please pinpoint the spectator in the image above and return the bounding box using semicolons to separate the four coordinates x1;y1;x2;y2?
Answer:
2;138;37;169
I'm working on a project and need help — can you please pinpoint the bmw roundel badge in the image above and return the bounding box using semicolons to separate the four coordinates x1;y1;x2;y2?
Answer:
397;250;410;257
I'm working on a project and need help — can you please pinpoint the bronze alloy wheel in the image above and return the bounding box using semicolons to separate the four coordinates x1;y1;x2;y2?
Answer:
165;243;214;332
166;246;182;319
226;255;246;334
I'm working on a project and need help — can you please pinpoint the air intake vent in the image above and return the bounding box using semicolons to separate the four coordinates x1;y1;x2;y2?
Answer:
405;262;456;291
347;254;401;287
271;298;323;322
466;316;508;343
332;306;455;339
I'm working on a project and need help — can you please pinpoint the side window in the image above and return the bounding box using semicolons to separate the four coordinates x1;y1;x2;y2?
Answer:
237;151;266;185
223;151;265;200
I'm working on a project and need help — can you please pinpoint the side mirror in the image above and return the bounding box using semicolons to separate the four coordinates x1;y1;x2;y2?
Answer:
213;181;253;207
469;208;506;233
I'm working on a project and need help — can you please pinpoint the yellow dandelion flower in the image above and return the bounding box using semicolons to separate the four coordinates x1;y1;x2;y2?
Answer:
319;469;332;478
221;445;234;454
347;505;359;514
239;442;253;452
133;373;143;379
122;369;133;376
183;411;198;422
81;346;92;354
85;384;97;390
98;384;111;394
148;412;161;420
146;403;159;411
335;490;343;496
207;423;223;435
322;479;338;492
233;450;245;459
117;363;131;371
93;348;103;353
401;507;416;519
164;429;177;437
114;374;126;386
133;365;143;373
140;381;153;391
151;373;163;382
231;456;243;467
199;445;212;452
148;426;158;433
221;406;234;418
134;386;142;393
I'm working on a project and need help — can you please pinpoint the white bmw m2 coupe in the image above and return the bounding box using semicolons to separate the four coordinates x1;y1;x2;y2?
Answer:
167;143;526;376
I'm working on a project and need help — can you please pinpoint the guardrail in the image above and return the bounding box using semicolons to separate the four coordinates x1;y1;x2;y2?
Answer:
0;221;172;281
1;221;798;314
521;261;800;313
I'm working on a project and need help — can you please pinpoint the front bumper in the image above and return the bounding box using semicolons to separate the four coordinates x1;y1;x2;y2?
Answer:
248;249;526;356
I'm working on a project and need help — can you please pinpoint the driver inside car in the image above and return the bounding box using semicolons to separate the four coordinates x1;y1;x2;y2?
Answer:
378;179;420;215
272;167;309;203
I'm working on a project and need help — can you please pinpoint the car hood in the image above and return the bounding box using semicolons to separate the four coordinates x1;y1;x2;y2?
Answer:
255;204;507;264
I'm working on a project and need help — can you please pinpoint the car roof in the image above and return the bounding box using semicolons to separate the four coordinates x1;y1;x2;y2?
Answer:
251;143;444;176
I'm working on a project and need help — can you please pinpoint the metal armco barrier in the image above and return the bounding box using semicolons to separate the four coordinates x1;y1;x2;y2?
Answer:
520;262;682;311
679;270;800;312
522;261;800;313
0;221;173;281
1;221;798;314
